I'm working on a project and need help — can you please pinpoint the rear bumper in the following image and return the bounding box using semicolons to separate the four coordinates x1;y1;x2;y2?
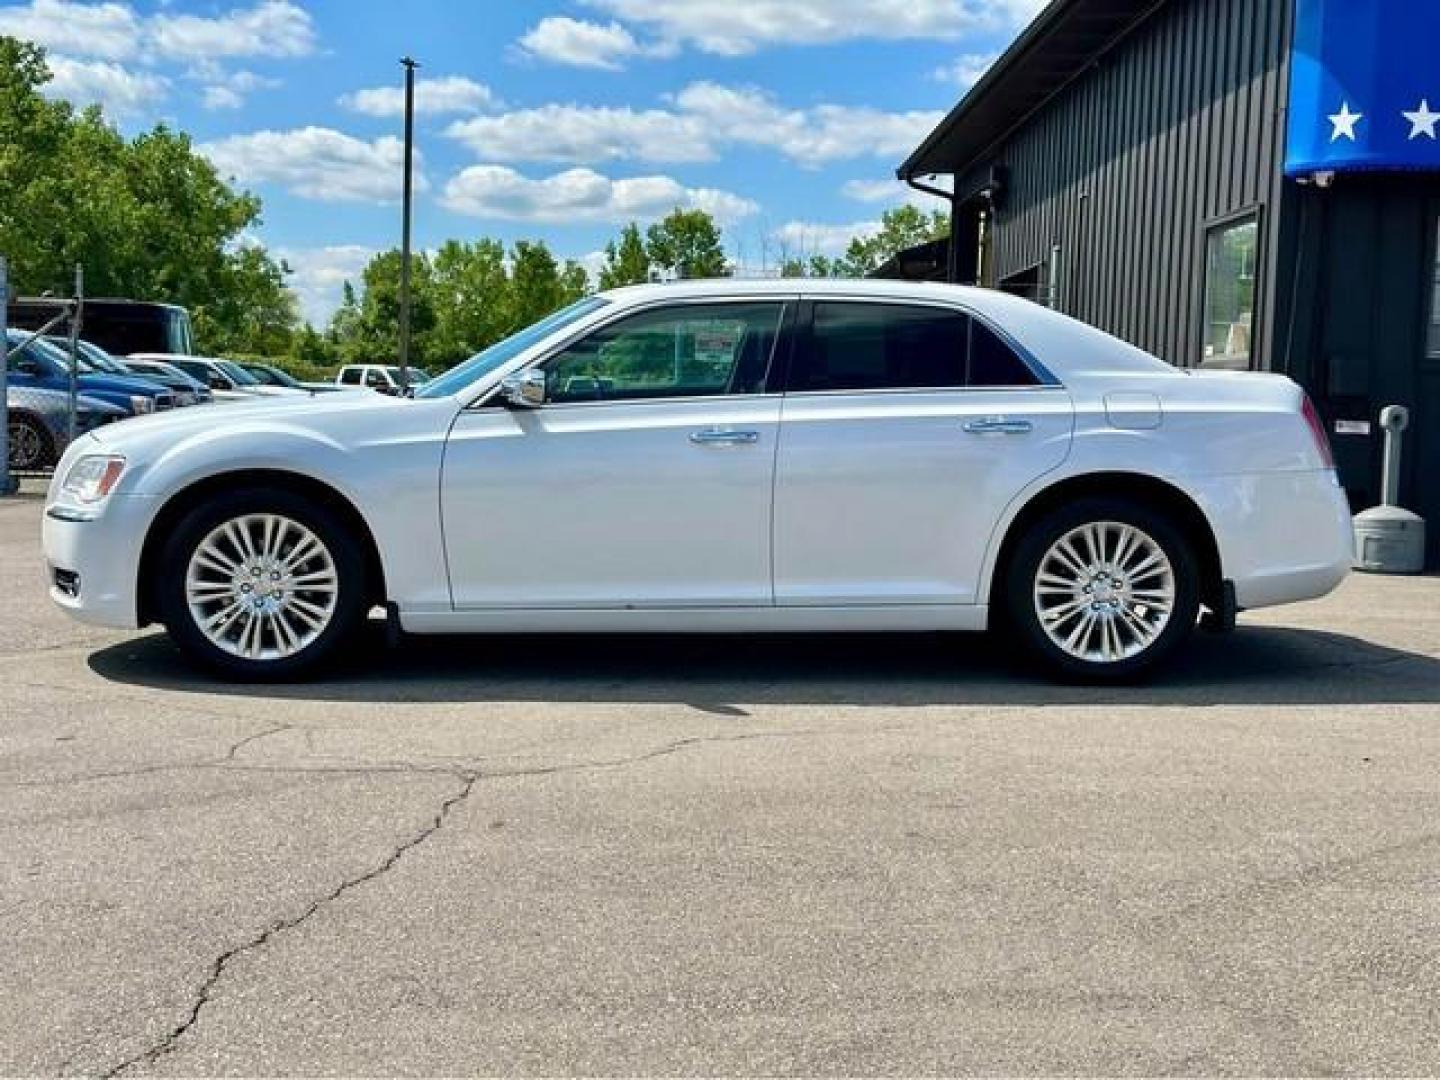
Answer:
1188;469;1352;610
41;495;151;630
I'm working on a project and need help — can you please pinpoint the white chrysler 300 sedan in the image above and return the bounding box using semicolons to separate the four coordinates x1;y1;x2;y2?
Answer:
42;280;1352;681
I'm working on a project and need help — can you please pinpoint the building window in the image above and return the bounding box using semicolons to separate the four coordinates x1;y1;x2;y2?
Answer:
1202;214;1259;369
1429;218;1440;358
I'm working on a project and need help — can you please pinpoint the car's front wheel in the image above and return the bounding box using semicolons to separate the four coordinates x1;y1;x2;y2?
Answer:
158;488;368;679
1004;498;1200;682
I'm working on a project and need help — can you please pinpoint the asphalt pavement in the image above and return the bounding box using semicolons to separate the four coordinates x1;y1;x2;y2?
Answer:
3;486;1440;1076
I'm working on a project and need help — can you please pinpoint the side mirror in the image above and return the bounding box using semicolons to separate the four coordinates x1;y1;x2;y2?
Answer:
500;369;547;408
208;374;232;390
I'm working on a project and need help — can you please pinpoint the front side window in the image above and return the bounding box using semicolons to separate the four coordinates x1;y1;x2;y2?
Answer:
542;302;786;405
789;302;1037;392
1202;214;1259;369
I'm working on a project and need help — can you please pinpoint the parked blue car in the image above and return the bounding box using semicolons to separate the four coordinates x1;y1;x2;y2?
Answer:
5;329;175;415
7;385;126;471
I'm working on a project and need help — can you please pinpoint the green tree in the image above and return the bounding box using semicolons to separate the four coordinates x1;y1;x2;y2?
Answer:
331;250;436;367
505;241;566;333
645;209;728;280
429;238;509;364
559;259;590;304
0;38;297;354
599;223;652;289
837;206;950;277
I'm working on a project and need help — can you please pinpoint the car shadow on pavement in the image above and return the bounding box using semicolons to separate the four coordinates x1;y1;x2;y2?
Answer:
87;621;1440;709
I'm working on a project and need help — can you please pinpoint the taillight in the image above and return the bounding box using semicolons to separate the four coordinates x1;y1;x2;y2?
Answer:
1301;394;1335;469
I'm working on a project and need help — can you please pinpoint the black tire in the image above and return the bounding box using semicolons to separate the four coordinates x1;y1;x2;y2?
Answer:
157;487;369;680
1003;497;1201;683
8;414;54;471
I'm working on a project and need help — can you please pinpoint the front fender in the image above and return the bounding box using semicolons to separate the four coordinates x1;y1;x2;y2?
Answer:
127;423;451;614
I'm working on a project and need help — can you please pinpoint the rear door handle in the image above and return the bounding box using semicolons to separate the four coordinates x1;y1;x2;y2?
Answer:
963;417;1034;435
689;428;761;446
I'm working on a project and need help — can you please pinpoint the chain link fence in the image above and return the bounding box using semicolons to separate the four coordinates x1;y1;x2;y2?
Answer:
3;257;88;488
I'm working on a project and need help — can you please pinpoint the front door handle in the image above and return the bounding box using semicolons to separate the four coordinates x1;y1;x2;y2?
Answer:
963;417;1034;435
689;428;761;446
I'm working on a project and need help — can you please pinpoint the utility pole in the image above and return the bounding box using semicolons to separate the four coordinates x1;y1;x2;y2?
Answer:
397;56;419;392
67;264;83;443
0;257;13;496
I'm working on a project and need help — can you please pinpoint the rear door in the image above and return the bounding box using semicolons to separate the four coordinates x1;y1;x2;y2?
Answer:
773;298;1073;607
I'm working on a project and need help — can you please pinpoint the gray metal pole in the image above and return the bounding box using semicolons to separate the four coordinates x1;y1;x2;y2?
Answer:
0;257;13;496
397;56;419;392
67;264;84;443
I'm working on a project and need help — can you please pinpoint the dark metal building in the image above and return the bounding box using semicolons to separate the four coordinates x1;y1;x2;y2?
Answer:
897;0;1440;563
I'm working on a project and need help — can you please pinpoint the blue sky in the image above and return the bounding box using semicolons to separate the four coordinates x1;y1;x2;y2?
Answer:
1;0;1044;323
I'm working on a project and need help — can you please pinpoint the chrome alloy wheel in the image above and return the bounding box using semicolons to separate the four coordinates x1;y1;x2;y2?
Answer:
1032;521;1176;664
184;514;339;661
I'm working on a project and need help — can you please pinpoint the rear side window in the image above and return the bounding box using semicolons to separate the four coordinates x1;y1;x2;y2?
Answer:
789;302;1038;392
968;318;1040;387
339;368;362;385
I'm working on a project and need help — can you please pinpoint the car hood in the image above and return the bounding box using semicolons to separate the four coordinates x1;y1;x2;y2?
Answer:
86;386;409;448
77;373;171;397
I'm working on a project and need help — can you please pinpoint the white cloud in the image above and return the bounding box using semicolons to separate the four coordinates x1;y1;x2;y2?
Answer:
149;0;316;60
0;0;140;60
202;84;244;110
772;219;881;258
441;165;758;225
278;244;375;325
572;250;609;283
574;0;1044;57
446;82;941;169
340;75;497;118
933;50;997;90
195;67;279;111
515;17;652;70
842;177;951;205
199;127;427;204
675;82;942;167
41;55;167;117
447;104;713;165
0;0;317;61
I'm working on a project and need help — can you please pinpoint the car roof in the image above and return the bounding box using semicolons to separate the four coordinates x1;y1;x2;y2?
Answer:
594;279;1171;378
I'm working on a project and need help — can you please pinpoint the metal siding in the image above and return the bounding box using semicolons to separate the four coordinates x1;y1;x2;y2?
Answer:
985;0;1290;367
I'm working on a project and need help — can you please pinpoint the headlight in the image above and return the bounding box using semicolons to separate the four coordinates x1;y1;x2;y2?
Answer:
130;395;155;415
60;455;127;505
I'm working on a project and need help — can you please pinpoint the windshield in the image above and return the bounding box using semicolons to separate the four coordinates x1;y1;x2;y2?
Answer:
417;297;609;399
261;366;302;388
7;331;65;374
217;360;261;385
49;338;126;375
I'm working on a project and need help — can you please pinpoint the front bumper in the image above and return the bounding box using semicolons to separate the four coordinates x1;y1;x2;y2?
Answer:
42;494;154;630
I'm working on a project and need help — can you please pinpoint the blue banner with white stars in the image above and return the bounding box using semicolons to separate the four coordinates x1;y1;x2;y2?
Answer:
1285;0;1440;176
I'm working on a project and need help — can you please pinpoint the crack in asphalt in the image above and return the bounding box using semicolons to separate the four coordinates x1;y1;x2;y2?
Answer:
99;768;480;1079
87;729;814;1078
7;723;296;790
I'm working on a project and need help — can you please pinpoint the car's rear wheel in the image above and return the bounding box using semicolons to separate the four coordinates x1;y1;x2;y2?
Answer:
8;414;53;471
1004;498;1200;682
158;489;368;679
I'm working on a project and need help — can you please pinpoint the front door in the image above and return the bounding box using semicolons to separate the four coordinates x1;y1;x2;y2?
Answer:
774;299;1074;607
442;299;792;609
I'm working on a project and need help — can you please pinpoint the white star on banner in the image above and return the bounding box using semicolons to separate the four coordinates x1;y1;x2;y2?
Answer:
1328;101;1363;142
1403;99;1439;140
